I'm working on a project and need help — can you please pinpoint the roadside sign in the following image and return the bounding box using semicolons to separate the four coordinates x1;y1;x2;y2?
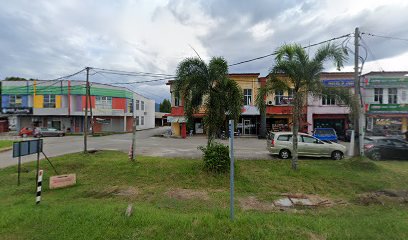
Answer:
13;139;43;158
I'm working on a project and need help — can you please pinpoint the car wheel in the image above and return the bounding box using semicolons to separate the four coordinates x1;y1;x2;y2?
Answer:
370;151;381;161
331;151;343;160
279;149;291;159
59;133;64;137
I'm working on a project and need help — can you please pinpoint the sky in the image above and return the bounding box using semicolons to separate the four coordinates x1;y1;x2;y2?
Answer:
1;0;408;103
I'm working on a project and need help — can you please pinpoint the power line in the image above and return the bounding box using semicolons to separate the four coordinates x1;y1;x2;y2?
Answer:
361;32;408;42
228;33;352;67
92;67;175;77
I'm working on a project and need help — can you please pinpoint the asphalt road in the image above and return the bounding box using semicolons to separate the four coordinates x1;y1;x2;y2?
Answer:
0;127;272;168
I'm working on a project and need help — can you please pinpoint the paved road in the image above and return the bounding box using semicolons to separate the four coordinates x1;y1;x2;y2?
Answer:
0;127;272;168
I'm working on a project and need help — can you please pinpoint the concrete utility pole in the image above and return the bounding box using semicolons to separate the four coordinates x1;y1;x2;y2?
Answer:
130;115;137;161
84;67;90;153
354;27;364;156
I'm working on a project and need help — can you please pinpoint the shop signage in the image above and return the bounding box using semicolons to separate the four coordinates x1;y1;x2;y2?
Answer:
365;77;408;87
2;107;32;114
322;79;354;87
368;104;408;113
241;105;260;115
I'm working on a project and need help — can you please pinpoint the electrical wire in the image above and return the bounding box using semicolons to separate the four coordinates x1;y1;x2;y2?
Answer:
228;33;352;67
361;32;408;42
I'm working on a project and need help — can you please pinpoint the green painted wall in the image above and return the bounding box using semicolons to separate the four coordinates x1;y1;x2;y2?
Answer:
1;85;133;98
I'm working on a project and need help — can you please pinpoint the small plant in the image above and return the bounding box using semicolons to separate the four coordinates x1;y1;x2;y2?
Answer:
199;142;230;173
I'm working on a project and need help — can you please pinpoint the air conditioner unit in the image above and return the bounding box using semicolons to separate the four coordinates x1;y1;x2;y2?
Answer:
267;100;273;106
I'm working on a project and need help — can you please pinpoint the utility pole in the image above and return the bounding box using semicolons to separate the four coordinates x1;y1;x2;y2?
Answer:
354;27;364;156
84;67;90;153
130;115;137;161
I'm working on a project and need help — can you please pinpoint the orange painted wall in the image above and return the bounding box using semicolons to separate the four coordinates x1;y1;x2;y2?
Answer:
81;96;96;109
112;98;127;110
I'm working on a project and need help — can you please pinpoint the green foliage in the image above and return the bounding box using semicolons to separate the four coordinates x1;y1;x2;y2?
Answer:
4;77;32;81
256;43;350;170
199;142;230;173
1;151;408;239
159;99;171;113
175;57;243;144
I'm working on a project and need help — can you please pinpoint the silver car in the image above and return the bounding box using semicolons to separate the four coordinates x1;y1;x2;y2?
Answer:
267;132;346;160
34;127;65;137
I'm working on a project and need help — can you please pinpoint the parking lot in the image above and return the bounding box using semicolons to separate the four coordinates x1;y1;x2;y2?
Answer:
0;127;351;168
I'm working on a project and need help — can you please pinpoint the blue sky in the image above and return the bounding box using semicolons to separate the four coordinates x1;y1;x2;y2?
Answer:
1;0;408;102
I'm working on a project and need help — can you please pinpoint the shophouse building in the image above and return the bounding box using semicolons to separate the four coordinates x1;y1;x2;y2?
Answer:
0;79;155;133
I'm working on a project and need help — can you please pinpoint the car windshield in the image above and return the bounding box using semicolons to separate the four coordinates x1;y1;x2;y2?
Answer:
315;129;335;135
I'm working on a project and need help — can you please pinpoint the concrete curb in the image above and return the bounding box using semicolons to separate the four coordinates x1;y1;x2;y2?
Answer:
0;147;12;153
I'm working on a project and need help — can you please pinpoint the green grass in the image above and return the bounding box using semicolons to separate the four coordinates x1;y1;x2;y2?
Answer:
0;151;407;239
0;140;13;149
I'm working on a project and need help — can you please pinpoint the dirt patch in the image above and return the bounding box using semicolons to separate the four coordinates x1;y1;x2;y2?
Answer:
166;188;209;201
357;189;408;205
239;194;346;212
306;232;326;240
86;186;139;198
238;196;276;211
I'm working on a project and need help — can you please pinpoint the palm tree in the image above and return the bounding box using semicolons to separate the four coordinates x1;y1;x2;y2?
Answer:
256;43;353;170
175;57;243;145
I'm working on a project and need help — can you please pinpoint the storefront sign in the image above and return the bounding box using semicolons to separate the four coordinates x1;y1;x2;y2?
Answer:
241;106;260;115
322;79;354;87
2;107;32;114
368;104;408;113
365;77;408;87
167;116;186;123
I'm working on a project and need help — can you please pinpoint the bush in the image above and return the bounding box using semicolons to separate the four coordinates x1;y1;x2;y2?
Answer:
199;142;230;173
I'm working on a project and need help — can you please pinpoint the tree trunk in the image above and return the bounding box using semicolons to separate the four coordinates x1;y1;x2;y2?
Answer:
291;94;301;170
259;110;267;138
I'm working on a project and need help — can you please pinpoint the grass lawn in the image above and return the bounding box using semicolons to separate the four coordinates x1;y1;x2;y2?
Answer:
0;140;13;150
0;151;407;239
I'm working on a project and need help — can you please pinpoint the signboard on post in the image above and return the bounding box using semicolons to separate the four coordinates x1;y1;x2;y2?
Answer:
13;139;43;158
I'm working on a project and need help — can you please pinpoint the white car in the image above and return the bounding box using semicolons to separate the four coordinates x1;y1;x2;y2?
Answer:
267;132;346;160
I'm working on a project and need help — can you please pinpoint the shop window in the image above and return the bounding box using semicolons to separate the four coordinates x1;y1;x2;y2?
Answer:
136;100;140;110
141;101;145;111
141;116;144;125
43;95;56;108
96;96;112;109
388;88;397;104
275;90;284;105
9;95;22;108
374;88;383;104
243;89;252;105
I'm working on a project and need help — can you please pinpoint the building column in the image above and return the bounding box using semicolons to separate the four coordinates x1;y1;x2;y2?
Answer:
402;117;407;133
123;115;127;132
181;122;187;139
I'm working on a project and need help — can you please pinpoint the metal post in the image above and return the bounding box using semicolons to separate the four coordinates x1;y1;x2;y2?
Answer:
229;120;234;221
84;67;90;153
130;116;136;161
17;155;21;186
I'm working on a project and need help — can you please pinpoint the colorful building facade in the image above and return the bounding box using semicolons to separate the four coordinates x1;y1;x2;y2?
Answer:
306;72;354;138
362;71;408;136
0;80;155;132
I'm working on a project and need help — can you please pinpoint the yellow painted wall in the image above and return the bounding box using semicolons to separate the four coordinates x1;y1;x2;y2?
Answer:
34;95;43;108
56;95;61;108
229;75;260;106
171;122;181;136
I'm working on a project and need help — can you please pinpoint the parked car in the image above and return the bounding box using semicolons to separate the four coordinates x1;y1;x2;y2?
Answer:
313;128;338;142
267;132;346;160
34;127;65;137
364;137;408;160
19;127;33;137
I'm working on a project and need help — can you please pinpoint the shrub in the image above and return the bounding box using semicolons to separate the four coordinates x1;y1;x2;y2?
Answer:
199;142;230;173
